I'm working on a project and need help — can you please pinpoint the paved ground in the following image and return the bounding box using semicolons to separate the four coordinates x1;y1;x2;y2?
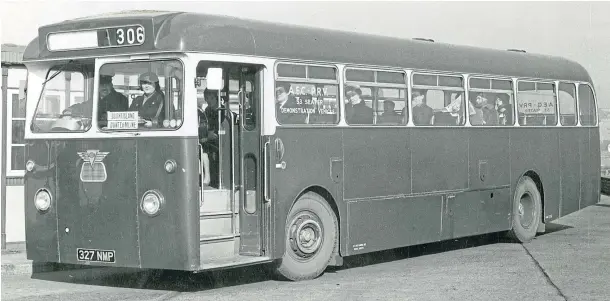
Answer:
2;195;609;301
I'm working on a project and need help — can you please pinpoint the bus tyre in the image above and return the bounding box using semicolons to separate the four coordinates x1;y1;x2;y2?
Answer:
508;176;542;243
276;192;338;281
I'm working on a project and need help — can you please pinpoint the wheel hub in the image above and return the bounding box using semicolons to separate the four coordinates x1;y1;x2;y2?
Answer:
519;193;534;228
288;212;323;259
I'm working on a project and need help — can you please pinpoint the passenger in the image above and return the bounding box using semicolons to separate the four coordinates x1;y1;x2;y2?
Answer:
197;93;211;186
495;93;512;125
469;92;498;125
411;89;433;125
276;84;306;124
381;100;401;124
345;85;373;124
129;72;165;128
97;75;129;123
200;89;225;189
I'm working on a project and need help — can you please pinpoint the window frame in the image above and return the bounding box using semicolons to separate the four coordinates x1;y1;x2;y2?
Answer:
557;81;578;126
274;61;340;126
577;82;598;126
31;64;90;133
515;79;559;127
410;71;465;127
343;66;408;126
467;76;515;126
97;59;185;132
5;66;28;176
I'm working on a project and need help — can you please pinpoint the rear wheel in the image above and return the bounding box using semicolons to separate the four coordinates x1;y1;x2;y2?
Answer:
276;192;338;281
508;176;542;243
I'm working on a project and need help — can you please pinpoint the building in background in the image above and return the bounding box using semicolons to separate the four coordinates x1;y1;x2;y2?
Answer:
1;44;27;248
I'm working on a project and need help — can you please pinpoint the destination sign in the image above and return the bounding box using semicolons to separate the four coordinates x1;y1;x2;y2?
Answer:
107;111;139;130
47;25;145;51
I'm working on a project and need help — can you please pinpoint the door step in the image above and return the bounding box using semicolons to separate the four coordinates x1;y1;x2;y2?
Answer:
199;235;239;260
199;189;239;214
195;255;273;272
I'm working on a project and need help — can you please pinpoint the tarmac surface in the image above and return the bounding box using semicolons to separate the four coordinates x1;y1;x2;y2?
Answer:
2;195;609;301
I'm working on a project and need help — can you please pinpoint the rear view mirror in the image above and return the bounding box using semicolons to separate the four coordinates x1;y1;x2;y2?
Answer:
18;80;27;100
206;68;223;90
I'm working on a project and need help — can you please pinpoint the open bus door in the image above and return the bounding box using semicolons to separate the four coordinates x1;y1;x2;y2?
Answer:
200;63;265;259
236;65;264;256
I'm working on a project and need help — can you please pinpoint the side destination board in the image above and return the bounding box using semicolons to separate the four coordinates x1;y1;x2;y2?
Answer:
47;25;145;51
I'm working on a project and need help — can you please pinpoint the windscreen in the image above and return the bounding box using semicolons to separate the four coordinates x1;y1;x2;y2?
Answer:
31;60;94;133
97;60;184;131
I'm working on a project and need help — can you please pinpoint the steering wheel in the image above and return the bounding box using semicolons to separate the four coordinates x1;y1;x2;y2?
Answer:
50;114;88;131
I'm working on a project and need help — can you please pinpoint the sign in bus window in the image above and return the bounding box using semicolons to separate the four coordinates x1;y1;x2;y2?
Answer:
275;81;338;125
517;81;557;126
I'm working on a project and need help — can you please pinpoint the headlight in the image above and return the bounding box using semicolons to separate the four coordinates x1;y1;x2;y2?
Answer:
140;190;164;216
34;189;52;212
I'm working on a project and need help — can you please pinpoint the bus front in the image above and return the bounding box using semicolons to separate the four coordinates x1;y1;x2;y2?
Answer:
22;13;200;271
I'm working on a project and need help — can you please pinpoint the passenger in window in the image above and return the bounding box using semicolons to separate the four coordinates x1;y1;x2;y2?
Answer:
411;89;433;125
98;75;129;123
381;100;401;124
276;84;306;124
345;85;373;124
495;94;512;125
469;92;498;125
129;72;166;128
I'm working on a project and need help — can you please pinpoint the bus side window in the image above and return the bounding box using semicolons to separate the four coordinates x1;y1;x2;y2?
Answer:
558;82;577;126
578;84;597;126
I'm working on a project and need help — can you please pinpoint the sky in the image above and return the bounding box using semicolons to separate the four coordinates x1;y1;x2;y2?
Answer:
1;0;609;107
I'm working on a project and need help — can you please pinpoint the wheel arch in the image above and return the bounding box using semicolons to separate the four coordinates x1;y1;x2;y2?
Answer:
287;185;343;260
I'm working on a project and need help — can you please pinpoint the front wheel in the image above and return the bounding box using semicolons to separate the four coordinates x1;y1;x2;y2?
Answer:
275;192;338;281
508;176;542;243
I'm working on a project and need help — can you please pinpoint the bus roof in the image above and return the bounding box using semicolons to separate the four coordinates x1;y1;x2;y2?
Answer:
23;10;592;83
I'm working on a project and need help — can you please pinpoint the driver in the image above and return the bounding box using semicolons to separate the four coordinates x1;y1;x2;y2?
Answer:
128;72;166;128
97;75;128;122
61;75;128;121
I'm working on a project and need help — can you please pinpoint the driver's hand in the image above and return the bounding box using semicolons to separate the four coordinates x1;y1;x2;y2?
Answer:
208;131;218;140
144;120;153;128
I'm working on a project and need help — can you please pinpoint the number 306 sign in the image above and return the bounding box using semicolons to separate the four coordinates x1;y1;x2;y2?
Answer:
113;25;145;46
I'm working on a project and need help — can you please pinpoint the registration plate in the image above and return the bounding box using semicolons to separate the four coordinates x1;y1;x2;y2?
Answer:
76;248;115;263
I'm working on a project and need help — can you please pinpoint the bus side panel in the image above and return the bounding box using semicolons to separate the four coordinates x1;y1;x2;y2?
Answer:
136;138;199;271
590;127;602;205
346;195;442;255
411;128;468;193
468;128;511;190
465;128;512;235
270;128;342;259
559;130;582;217
580;127;598;208
510;129;561;221
342;128;410;199
24;141;59;263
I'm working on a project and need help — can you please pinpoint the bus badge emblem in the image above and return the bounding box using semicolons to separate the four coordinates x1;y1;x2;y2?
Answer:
77;150;109;183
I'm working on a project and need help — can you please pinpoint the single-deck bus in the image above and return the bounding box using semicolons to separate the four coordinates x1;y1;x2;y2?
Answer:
21;11;600;281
